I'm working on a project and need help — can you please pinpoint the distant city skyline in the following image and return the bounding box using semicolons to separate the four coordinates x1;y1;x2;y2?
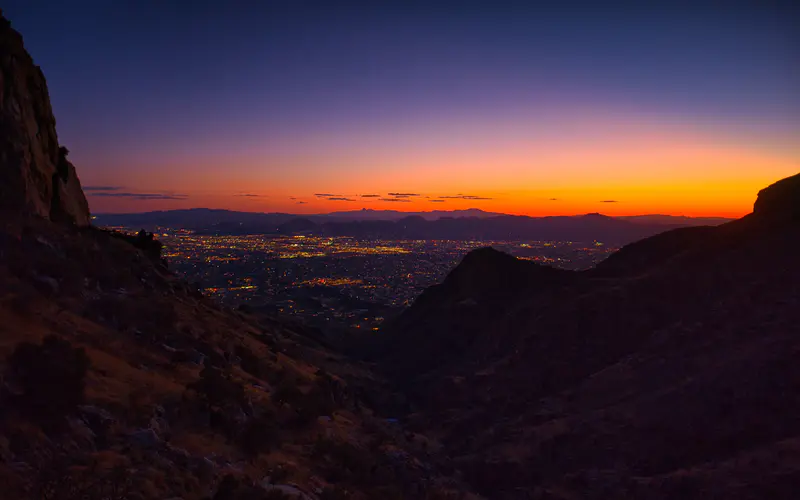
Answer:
4;1;798;217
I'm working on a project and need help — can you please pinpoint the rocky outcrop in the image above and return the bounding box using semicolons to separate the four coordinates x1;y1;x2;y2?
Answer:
0;11;89;225
753;171;800;222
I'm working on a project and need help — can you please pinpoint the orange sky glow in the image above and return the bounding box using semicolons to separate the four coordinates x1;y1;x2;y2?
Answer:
16;2;796;219
84;117;798;217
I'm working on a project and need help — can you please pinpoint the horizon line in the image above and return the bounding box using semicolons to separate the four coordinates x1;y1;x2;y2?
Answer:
91;207;737;220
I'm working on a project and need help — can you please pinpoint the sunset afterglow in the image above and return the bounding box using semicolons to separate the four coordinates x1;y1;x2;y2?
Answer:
7;2;797;217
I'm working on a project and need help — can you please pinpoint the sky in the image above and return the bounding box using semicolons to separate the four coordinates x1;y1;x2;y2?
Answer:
5;0;799;217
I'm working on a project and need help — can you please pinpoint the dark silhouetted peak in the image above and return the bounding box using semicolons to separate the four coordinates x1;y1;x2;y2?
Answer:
278;217;317;233
0;11;89;225
456;246;521;272
440;247;571;301
753;172;800;221
398;215;426;224
377;246;575;381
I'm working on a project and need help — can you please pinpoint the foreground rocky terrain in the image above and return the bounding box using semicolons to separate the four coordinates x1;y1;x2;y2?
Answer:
0;214;478;500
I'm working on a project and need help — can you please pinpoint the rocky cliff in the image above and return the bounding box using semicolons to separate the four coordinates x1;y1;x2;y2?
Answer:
0;11;89;225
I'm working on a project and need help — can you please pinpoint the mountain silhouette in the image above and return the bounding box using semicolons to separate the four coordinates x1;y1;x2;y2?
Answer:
378;171;800;499
99;208;730;244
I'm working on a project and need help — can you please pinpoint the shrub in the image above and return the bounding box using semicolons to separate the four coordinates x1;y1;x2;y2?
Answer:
239;411;280;458
6;335;90;429
212;474;290;500
272;376;336;427
189;365;246;409
313;437;375;484
108;229;164;262
236;344;271;380
319;486;351;500
28;452;135;500
295;384;336;424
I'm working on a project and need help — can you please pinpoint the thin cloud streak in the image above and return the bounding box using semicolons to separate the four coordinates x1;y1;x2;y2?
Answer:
87;192;188;201
439;194;493;200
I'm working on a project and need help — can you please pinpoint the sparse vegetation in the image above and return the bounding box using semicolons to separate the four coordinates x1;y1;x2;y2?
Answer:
189;365;247;410
213;474;291;500
5;335;90;430
108;229;164;263
238;410;280;458
271;374;337;427
18;450;136;500
236;343;271;379
313;436;375;484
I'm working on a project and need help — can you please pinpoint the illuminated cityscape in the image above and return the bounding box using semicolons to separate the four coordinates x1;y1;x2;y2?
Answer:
105;227;618;331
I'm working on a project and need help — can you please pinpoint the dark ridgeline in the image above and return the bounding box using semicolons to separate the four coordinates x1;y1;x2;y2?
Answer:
291;213;670;245
3;7;800;500
97;208;732;246
376;172;800;498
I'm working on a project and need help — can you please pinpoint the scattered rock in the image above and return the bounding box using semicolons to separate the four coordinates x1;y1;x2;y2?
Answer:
149;415;170;439
128;428;161;449
32;274;59;294
67;417;96;450
78;404;115;425
171;348;205;365
260;480;318;500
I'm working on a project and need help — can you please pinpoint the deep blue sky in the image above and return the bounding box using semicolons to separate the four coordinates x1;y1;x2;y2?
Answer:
4;1;799;215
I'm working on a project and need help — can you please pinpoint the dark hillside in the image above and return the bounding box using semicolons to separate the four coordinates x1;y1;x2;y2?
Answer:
379;172;800;499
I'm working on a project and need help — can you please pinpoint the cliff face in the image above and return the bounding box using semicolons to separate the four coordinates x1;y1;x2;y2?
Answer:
0;12;89;225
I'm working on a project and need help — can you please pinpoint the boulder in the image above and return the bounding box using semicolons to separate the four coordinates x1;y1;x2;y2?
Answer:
128;428;161;449
260;480;318;499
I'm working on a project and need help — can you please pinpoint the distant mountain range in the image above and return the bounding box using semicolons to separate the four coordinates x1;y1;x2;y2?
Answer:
94;208;733;245
324;207;505;221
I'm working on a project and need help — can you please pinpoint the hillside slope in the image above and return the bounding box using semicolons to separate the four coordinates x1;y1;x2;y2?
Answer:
0;215;481;499
0;12;473;500
381;173;800;499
